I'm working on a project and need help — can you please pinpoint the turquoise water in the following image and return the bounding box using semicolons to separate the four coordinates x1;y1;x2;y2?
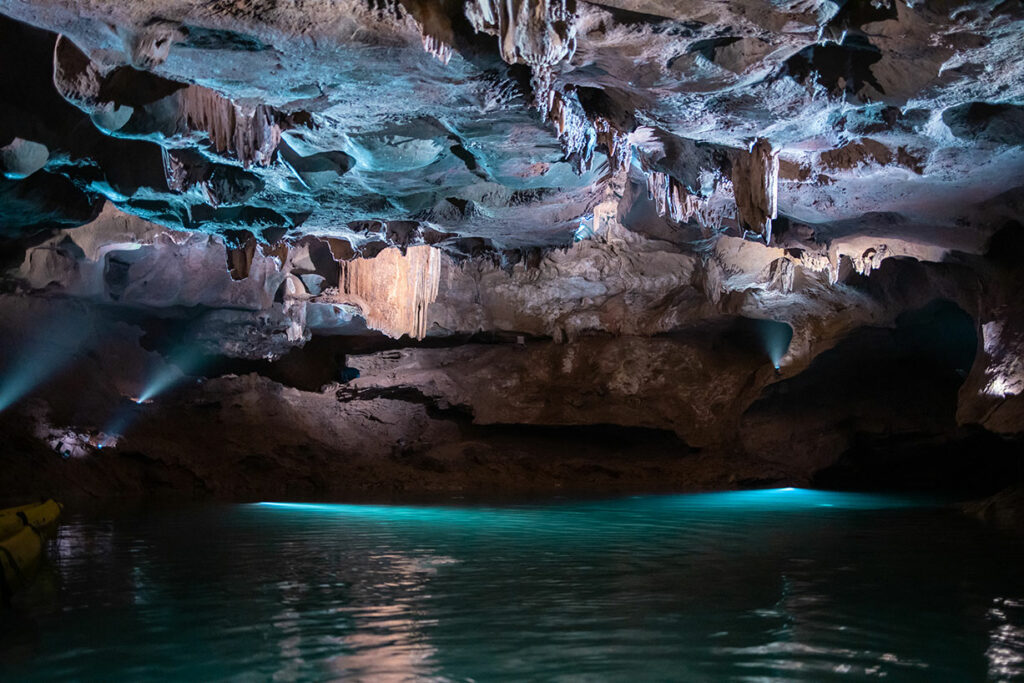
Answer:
4;489;1024;681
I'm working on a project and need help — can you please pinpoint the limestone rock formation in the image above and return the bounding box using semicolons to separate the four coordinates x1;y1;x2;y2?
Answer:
0;0;1022;498
731;138;779;240
334;245;442;340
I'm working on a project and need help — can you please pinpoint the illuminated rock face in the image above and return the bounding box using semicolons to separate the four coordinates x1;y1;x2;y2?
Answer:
0;2;1023;497
335;245;442;340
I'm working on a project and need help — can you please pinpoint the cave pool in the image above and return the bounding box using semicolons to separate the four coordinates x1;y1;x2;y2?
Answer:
4;488;1024;681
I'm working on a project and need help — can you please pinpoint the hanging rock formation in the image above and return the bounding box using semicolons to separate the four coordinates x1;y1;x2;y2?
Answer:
466;0;578;103
335;245;442;340
178;86;282;168
732;138;779;241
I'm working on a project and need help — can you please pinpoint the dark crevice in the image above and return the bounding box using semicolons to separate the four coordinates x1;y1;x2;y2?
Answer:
780;34;884;100
942;102;1024;146
813;428;1024;496
986;220;1024;268
131;317;551;392
743;299;985;494
179;26;272;52
655;316;793;367
335;379;697;457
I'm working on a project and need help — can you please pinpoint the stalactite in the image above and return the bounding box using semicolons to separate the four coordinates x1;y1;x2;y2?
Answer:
548;89;596;173
161;148;189;192
853;245;890;276
731;138;779;242
465;0;576;114
546;93;662;178
765;257;795;293
178;86;281;168
595;117;630;173
421;33;453;64
644;169;707;225
465;0;577;70
226;237;257;281
335;245;441;340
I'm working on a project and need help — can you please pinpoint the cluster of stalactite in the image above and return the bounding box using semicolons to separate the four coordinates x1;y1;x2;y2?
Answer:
334;245;442;340
179;86;281;168
53;34;284;169
547;89;597;173
645;170;706;225
416;0;779;243
465;0;577;70
465;0;577;112
420;32;453;64
594;117;631;173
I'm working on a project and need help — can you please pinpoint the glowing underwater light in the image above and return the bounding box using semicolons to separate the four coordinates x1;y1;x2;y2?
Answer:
257;489;925;522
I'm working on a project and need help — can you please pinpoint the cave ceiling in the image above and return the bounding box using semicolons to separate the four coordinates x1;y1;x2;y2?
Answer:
0;0;1021;252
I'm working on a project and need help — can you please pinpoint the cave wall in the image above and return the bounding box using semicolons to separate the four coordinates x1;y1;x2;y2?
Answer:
1;0;1023;499
2;199;1021;500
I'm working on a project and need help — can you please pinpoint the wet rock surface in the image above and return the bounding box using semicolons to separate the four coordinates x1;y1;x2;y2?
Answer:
0;1;1023;499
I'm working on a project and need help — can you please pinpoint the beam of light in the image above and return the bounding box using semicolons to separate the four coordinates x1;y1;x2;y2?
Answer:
101;400;143;440
752;318;793;370
0;310;91;414
135;345;207;404
102;345;207;438
135;364;184;403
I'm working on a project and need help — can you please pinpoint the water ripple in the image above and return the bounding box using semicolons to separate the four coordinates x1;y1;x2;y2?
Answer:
3;490;1023;681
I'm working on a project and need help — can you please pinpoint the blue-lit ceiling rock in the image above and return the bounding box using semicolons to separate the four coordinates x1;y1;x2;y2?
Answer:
0;0;1020;252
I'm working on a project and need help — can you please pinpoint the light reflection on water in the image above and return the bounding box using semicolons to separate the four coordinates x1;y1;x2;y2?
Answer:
3;489;1024;681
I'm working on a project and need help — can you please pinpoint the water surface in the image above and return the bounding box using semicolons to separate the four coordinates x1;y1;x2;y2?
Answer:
4;489;1024;681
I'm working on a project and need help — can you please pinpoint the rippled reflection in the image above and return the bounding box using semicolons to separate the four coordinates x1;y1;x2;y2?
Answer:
4;490;1024;681
987;597;1024;680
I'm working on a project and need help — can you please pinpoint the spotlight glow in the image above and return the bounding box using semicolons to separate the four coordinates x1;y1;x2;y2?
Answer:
101;401;141;440
136;366;182;404
0;310;90;414
101;345;206;437
135;345;207;404
752;318;793;371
